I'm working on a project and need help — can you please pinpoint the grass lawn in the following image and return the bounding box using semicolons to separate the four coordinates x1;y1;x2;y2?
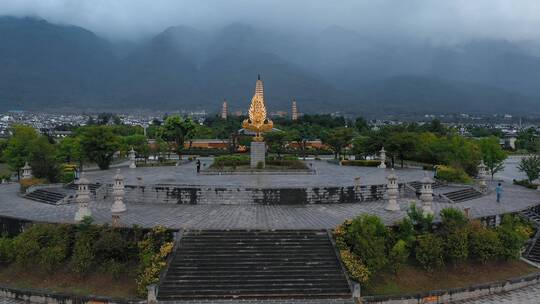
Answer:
0;264;139;299
364;260;538;296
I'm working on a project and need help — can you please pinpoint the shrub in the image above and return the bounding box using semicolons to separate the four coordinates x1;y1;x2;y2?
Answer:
406;203;433;233
339;249;371;284
415;234;444;272
256;161;264;169
440;208;469;236
136;226;174;296
497;215;527;260
468;221;501;264
435;165;472;183
340;160;381;167
94;229;129;263
513;179;538;190
445;228;469;265
395;218;415;247
266;159;307;169
212;155;249;167
13;224;72;272
345;214;388;273
19;178;46;193
0;236;14;264
389;239;409;273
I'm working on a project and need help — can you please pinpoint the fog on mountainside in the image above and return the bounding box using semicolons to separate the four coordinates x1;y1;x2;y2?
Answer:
0;15;539;114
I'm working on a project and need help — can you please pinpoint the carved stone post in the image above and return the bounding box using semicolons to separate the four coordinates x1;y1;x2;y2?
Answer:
21;162;33;180
420;175;434;215
111;170;127;226
477;160;488;193
385;169;400;211
129;147;137;169
74;175;92;222
378;147;387;169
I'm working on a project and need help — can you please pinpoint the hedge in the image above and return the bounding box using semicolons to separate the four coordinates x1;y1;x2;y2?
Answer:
435;165;472;183
340;160;381;167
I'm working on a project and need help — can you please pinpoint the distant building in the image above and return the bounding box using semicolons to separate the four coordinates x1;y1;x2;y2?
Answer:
291;98;298;120
221;99;228;119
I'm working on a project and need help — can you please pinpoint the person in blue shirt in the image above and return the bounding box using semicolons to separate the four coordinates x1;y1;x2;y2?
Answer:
496;183;503;203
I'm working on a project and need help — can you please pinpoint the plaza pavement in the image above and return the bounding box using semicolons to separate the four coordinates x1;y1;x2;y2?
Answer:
83;159;429;187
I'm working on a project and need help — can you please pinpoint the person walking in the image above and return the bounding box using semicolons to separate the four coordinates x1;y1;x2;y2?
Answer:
496;183;503;203
196;159;201;173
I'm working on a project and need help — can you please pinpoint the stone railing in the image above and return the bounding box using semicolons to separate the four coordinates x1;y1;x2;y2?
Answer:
100;183;416;205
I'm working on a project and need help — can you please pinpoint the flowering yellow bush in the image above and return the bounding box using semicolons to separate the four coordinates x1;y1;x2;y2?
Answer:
340;249;370;284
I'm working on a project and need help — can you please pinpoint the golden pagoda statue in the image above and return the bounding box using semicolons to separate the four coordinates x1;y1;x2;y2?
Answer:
242;74;273;141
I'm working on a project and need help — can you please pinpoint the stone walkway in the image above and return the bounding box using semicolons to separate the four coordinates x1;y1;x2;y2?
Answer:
453;283;540;303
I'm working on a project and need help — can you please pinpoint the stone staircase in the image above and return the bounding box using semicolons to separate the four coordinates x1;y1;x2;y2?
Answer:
408;180;443;194
520;209;540;263
442;188;483;203
65;181;101;193
24;189;66;205
157;230;352;302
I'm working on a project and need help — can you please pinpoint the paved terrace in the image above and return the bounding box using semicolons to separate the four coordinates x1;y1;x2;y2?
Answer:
83;159;429;187
0;183;539;230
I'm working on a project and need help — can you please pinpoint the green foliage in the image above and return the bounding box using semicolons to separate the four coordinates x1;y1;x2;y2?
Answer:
415;234;445;272
345;214;388;273
136;226;174;296
518;155;540;183
256;161;264;169
78;125;120;170
340;160;381;167
29;136;61;182
13;224;72;272
468;221;501;264
213;155;249;167
389;239;409;273
479;136;507;179
2;124;39;174
445;228;469;265
406;203;433;233
339;249;371;284
436;165;472;183
440;208;468;232
386;132;418;168
0;236;14;264
321;127;356;159
158;115;196;156
497;215;528;260
265;131;288;158
395;218;415;247
123;134;149;159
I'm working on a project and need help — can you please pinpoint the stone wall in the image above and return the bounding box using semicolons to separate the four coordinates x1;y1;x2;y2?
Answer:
362;272;540;304
0;215;32;237
103;183;414;205
0;285;143;304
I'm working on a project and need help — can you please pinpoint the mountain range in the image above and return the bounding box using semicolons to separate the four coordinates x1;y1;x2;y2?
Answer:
0;16;539;115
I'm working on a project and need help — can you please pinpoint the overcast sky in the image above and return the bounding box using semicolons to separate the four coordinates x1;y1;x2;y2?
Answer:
1;0;539;42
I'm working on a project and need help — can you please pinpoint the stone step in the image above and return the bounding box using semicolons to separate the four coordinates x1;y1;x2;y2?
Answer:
157;230;351;300
24;189;66;205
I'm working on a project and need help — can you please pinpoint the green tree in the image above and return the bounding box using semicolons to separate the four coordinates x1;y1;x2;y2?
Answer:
58;137;84;173
354;117;369;133
479;136;507;179
28;136;61;182
386;132;418;168
123;134;150;161
345;214;388;273
78;126;120;170
158;115;196;159
321;127;355;159
2;125;39;179
265;131;287;159
517;155;540;183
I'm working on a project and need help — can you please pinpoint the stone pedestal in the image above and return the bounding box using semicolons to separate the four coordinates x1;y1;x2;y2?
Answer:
250;141;266;168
